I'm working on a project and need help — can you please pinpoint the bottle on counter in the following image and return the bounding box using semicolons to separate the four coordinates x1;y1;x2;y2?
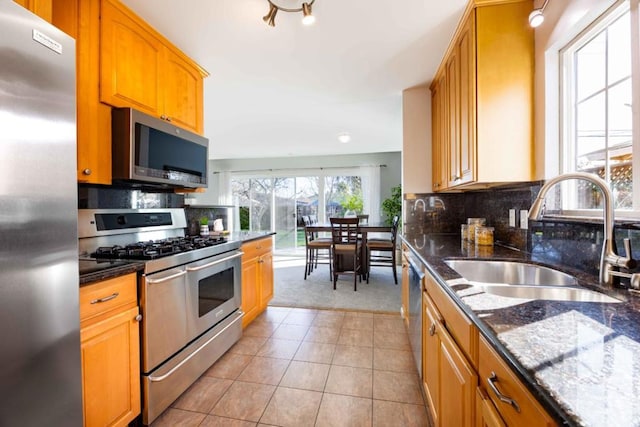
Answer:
475;226;494;246
467;218;486;242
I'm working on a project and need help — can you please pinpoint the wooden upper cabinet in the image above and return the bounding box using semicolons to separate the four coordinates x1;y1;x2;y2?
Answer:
162;49;204;133
53;0;113;184
14;0;52;22
99;0;207;134
430;0;533;191
100;0;162;114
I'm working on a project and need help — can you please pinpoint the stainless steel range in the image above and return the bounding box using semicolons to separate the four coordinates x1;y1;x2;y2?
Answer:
78;208;243;425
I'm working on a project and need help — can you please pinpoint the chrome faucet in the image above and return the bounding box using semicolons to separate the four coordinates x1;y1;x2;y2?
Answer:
412;198;426;214
529;172;635;286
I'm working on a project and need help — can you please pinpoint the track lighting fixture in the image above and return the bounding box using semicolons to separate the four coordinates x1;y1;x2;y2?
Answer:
263;0;317;28
263;3;278;27
529;0;550;28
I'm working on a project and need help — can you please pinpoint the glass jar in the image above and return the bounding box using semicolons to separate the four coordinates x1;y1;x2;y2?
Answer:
475;226;494;246
461;224;469;241
466;218;486;242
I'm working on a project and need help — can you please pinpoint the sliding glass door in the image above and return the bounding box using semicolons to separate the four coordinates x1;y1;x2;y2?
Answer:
231;170;372;255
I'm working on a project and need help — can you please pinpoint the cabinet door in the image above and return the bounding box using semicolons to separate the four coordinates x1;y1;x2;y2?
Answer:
241;258;261;327
457;13;476;185
52;0;113;184
445;50;460;188
14;0;52;21
423;293;440;426
476;388;506;427
439;323;477;427
100;0;162;116
81;306;140;427
162;49;204;134
431;78;447;192
259;251;274;308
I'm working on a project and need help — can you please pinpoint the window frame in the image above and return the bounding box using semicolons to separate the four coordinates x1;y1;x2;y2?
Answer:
559;0;640;219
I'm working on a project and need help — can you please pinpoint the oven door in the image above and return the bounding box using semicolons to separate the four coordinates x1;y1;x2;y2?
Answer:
141;266;189;373
185;249;243;337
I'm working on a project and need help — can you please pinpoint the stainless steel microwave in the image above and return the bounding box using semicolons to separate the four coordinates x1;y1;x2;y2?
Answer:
112;108;208;188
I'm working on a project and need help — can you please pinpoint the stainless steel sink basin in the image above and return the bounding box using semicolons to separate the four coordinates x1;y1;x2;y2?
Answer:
444;259;578;286
478;284;621;303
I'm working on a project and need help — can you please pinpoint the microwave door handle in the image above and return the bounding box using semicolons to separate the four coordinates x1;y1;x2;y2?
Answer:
186;251;244;272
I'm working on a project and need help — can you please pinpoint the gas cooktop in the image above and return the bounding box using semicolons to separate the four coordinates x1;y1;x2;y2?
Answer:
92;235;228;260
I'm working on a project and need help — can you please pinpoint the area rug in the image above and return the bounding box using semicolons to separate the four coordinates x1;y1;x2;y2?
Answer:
269;256;401;313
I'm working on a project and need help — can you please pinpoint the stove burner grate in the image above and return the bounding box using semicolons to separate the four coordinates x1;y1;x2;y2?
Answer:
91;235;228;260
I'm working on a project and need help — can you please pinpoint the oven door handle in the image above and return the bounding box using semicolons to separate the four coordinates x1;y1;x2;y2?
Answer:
148;310;244;382
146;270;187;284
185;251;244;272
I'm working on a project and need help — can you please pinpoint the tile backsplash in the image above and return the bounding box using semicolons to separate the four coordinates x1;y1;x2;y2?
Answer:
405;181;640;279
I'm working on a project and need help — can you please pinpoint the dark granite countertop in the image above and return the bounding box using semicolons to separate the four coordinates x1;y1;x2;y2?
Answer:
227;231;276;244
78;232;275;285
79;259;144;286
401;232;640;427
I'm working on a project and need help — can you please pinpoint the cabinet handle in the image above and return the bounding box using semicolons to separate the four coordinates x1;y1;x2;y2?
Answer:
160;114;167;120
90;292;119;304
135;314;143;322
487;372;521;413
454;175;461;181
429;322;436;336
166;116;172;122
82;168;92;175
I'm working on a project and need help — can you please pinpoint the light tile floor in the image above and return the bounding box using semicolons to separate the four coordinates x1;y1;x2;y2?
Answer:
151;306;433;427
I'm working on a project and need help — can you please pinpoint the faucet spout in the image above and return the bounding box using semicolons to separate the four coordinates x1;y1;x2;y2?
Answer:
412;198;426;214
528;172;636;286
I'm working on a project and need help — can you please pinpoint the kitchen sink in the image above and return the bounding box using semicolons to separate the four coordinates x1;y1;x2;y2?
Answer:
477;284;621;303
444;259;578;286
445;259;620;303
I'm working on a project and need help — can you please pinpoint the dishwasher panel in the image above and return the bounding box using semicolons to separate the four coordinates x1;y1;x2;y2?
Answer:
407;253;425;376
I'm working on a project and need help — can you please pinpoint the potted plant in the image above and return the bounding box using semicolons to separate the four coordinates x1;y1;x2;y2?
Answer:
199;216;210;236
381;184;402;226
341;194;363;217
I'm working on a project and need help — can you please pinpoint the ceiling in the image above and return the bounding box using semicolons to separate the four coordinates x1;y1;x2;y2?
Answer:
120;0;467;160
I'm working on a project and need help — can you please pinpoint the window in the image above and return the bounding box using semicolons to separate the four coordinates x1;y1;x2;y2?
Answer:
560;1;637;214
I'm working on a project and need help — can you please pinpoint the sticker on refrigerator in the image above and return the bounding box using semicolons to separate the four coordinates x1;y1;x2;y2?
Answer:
32;29;62;54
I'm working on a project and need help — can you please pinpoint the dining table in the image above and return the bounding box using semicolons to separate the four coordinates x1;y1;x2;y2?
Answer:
305;221;394;278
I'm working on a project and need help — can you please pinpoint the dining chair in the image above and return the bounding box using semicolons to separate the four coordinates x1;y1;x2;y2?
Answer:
303;216;332;280
357;214;369;224
366;215;399;284
330;217;362;291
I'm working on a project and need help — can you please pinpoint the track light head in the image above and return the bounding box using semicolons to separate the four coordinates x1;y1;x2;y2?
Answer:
263;0;317;27
302;3;315;25
529;0;550;28
529;9;544;27
263;3;278;27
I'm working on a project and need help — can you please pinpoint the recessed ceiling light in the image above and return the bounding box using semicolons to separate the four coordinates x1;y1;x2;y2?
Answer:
338;132;351;143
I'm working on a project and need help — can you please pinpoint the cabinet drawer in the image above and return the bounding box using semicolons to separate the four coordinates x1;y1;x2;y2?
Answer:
478;335;557;427
425;274;477;366
242;236;273;260
80;273;137;323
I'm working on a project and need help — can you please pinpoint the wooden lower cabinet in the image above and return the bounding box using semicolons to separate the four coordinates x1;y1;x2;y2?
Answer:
422;268;557;427
423;291;477;427
478;335;557;427
241;236;274;327
79;273;140;427
476;388;506;427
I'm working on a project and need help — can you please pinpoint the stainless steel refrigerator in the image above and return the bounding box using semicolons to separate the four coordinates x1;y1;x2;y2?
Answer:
0;1;82;425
